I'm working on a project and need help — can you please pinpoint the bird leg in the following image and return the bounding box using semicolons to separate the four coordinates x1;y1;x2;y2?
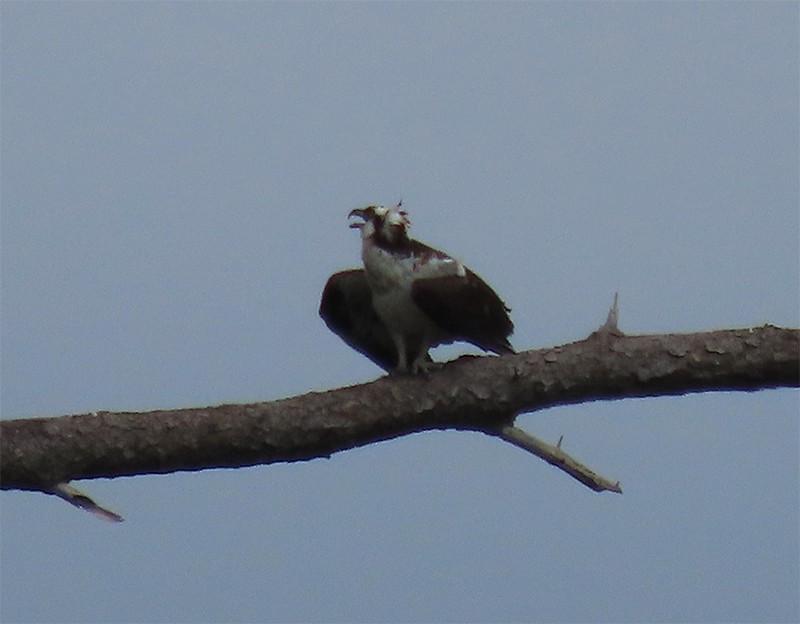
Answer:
390;333;439;376
391;334;411;374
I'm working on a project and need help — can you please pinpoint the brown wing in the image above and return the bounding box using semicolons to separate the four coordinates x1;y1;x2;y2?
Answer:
411;268;515;355
319;269;398;371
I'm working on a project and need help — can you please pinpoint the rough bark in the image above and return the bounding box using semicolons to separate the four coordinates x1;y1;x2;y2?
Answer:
1;325;798;499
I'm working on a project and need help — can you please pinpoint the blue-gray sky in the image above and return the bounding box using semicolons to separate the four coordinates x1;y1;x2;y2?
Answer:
1;3;798;623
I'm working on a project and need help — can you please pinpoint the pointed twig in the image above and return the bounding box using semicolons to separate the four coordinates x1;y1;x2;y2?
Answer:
594;292;623;336
605;292;619;330
497;425;622;494
49;483;124;522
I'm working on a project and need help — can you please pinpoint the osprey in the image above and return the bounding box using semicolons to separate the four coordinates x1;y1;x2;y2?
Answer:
323;202;514;374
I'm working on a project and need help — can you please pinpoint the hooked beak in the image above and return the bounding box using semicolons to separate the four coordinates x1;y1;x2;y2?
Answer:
348;208;367;229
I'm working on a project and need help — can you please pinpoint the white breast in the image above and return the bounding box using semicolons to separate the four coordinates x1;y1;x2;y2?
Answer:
361;241;466;345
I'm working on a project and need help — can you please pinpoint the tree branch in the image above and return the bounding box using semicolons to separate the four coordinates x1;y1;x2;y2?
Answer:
496;425;622;493
2;325;797;506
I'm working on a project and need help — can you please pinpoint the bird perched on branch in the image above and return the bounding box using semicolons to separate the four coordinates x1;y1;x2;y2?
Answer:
320;202;514;374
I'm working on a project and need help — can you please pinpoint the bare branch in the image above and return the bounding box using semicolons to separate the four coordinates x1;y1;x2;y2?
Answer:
496;425;623;493
49;483;124;522
1;325;797;503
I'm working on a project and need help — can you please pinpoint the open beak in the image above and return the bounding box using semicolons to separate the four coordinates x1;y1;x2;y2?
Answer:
348;208;366;229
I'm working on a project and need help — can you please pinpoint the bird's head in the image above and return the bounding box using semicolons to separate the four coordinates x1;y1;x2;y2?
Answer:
348;201;409;245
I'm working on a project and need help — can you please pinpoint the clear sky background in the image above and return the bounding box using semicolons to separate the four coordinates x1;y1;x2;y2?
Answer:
1;3;798;623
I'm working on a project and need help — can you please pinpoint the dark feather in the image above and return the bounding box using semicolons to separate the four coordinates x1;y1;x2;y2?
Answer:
411;269;515;355
319;269;398;371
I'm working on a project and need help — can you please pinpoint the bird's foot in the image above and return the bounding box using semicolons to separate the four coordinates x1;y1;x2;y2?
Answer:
410;359;443;377
388;360;442;377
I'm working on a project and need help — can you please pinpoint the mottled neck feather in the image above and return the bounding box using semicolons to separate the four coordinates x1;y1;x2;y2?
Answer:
373;231;450;261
